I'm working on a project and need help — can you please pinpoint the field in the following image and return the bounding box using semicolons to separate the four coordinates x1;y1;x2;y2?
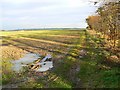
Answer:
1;30;120;88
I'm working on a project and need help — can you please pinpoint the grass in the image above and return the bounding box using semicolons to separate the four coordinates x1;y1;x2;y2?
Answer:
1;46;26;84
1;29;120;88
77;31;120;88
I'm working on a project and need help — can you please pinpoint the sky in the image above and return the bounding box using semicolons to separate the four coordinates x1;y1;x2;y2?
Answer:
0;0;98;30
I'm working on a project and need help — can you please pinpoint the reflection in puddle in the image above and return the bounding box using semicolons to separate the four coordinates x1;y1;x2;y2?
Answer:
11;53;53;72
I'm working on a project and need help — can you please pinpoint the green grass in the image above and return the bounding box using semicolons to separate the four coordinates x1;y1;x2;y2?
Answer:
1;30;119;88
77;31;120;88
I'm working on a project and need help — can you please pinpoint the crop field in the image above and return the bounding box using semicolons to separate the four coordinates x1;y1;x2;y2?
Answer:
1;30;120;88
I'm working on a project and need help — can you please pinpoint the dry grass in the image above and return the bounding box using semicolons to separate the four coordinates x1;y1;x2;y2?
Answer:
1;45;27;84
1;46;27;60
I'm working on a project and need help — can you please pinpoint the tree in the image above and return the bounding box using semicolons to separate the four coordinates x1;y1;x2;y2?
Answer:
86;0;120;48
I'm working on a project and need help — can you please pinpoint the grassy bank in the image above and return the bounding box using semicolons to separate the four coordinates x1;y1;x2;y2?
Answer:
78;31;120;88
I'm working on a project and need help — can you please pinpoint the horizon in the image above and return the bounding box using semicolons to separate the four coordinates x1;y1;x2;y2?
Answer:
1;27;86;31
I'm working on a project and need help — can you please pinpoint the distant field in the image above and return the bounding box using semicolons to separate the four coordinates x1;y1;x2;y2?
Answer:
1;30;119;88
1;30;83;55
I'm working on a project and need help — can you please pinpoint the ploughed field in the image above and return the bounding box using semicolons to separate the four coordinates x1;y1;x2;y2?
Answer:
1;30;119;88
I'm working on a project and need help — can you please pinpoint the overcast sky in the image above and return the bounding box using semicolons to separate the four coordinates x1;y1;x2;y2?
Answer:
0;0;97;30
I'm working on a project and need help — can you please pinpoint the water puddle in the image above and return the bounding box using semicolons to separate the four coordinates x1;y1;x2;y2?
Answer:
11;53;53;72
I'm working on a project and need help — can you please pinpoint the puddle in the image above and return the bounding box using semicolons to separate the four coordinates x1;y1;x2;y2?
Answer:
11;53;40;72
11;53;53;72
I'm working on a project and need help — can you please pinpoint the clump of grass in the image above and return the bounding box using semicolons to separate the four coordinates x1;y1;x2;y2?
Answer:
49;76;72;88
19;77;44;88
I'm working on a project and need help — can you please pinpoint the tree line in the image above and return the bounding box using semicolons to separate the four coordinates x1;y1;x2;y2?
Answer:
86;0;120;49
